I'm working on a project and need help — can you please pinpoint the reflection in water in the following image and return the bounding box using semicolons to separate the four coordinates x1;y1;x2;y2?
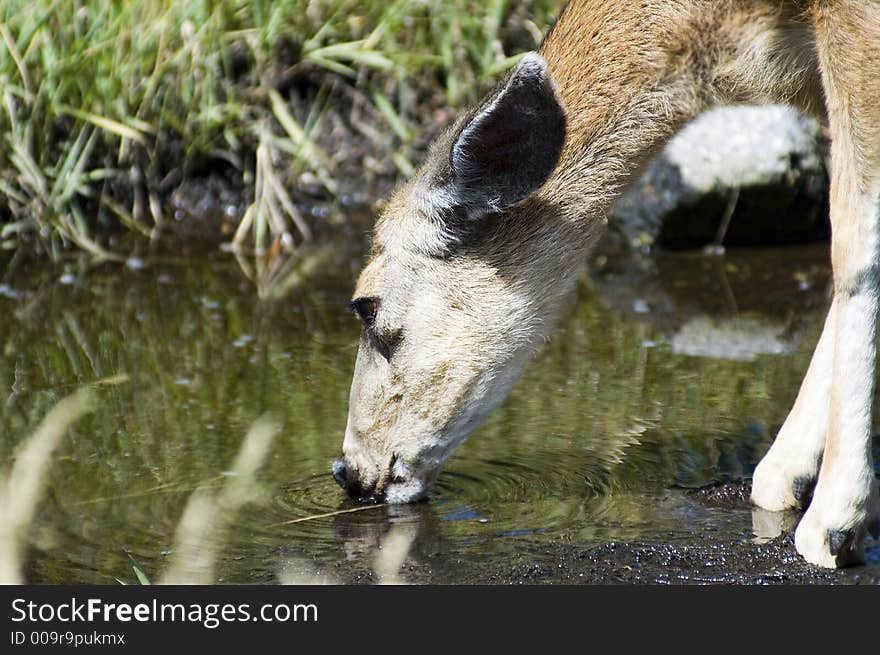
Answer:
2;242;876;583
751;507;800;544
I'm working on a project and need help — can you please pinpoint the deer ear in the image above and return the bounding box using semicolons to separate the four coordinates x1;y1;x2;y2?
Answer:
444;53;566;214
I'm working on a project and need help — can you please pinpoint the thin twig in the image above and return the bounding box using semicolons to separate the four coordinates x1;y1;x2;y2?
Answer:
267;503;387;528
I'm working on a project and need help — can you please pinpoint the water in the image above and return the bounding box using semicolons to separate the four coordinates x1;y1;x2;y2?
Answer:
2;242;878;584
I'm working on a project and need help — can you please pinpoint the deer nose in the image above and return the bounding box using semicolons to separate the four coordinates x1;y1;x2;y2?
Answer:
331;458;384;502
331;459;348;489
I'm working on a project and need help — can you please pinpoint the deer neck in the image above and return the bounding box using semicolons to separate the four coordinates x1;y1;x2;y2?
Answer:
536;0;704;223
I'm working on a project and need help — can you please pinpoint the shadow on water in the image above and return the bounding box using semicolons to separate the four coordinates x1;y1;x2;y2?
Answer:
1;239;878;584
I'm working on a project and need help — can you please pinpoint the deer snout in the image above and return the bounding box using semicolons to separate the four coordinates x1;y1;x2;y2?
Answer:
330;455;429;504
331;458;349;489
331;457;382;502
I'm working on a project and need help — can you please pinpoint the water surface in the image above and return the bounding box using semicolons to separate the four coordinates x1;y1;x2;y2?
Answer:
2;242;878;583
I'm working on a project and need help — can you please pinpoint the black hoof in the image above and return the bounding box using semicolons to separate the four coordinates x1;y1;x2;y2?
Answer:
827;529;853;557
792;476;815;505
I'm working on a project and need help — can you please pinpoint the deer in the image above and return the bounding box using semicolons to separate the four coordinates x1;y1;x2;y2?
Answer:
331;0;880;569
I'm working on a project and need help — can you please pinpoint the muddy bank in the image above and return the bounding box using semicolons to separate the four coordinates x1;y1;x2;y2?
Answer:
318;481;880;586
164;105;831;254
475;534;880;585
158;103;832;259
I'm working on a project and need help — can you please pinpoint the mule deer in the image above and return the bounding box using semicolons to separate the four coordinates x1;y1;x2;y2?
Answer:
333;0;880;568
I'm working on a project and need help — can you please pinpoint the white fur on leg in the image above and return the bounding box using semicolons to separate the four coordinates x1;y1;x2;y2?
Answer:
795;478;879;568
795;286;880;568
751;300;836;511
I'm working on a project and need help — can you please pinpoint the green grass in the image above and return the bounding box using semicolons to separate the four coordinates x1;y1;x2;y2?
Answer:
0;0;564;260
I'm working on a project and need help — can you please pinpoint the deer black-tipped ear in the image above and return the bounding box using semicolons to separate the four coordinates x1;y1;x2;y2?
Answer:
444;52;566;214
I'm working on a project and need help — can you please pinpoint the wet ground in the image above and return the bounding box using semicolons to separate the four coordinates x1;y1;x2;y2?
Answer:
382;483;880;585
1;238;879;585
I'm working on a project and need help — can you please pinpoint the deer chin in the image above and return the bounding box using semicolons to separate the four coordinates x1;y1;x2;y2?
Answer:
384;457;432;504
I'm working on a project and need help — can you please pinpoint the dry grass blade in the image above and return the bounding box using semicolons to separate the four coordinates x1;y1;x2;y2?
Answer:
0;389;94;584
0;23;31;93
233;122;309;254
306;41;395;73
268;88;337;193
9;138;50;204
267;502;386;528
160;416;279;585
56;105;147;145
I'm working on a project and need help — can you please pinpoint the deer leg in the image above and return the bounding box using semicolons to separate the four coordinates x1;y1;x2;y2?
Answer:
751;300;835;511
794;186;880;566
792;2;880;567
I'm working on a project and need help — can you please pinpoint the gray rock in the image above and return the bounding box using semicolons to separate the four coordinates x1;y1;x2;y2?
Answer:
611;105;829;249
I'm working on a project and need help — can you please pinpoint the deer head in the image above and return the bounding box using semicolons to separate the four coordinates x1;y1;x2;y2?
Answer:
333;53;572;503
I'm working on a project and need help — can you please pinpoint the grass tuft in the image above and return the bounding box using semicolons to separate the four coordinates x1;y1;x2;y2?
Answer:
0;0;563;260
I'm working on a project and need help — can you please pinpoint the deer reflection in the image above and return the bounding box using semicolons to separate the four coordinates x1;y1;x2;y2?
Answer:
331;502;443;583
751;506;800;544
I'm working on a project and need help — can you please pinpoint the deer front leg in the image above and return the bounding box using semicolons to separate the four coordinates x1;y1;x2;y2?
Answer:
794;261;880;567
792;160;880;567
751;300;835;511
789;0;880;569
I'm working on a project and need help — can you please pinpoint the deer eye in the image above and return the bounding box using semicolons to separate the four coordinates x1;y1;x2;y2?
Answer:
349;297;401;362
350;297;379;327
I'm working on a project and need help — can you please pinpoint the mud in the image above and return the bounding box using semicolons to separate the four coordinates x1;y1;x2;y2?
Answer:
323;481;880;585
